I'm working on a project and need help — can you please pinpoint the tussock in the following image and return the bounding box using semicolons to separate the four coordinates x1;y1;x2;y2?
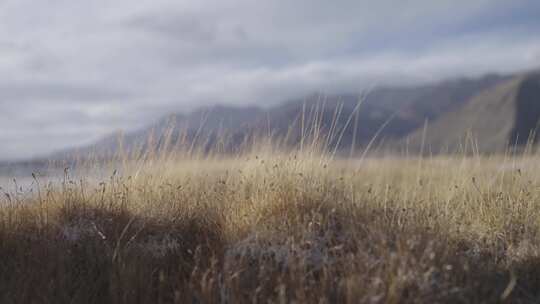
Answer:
2;123;540;303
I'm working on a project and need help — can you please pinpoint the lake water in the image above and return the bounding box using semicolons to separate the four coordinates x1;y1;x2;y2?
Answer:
0;162;117;202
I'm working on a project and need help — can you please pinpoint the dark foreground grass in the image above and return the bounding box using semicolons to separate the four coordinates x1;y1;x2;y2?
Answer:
1;154;540;303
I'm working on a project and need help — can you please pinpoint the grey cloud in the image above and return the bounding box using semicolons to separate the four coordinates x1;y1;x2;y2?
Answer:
0;82;130;102
0;0;539;160
127;12;217;43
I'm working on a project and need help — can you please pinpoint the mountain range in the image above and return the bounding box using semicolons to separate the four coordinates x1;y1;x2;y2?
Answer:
61;69;540;158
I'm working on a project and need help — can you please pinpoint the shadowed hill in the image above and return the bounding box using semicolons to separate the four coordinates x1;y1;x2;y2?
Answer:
60;105;265;158
404;72;540;154
52;71;534;160
511;73;540;145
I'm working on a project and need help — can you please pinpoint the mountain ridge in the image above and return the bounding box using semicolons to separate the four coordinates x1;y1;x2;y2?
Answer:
403;70;540;154
53;69;540;159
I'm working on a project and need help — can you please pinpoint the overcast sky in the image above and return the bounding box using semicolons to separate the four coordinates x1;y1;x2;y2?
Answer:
1;0;540;160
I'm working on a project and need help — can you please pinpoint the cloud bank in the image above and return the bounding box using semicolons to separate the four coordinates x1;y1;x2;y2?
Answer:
1;0;539;160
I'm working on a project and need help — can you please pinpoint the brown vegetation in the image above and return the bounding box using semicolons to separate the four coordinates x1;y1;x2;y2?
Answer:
2;141;540;303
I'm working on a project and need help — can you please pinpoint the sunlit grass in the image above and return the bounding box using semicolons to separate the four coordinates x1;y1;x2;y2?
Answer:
2;115;540;303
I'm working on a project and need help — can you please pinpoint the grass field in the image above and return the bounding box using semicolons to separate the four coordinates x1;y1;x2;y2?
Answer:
2;139;540;303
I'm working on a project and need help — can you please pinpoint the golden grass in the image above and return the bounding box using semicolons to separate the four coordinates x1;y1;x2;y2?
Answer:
2;141;540;303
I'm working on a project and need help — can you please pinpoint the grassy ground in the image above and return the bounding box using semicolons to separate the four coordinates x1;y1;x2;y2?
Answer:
2;147;540;303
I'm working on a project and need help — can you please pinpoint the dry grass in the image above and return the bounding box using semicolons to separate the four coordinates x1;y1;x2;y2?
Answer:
2;141;540;303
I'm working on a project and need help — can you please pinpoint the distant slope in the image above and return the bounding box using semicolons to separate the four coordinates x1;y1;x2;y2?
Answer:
60;105;265;158
55;71;533;159
404;71;540;154
233;73;509;153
